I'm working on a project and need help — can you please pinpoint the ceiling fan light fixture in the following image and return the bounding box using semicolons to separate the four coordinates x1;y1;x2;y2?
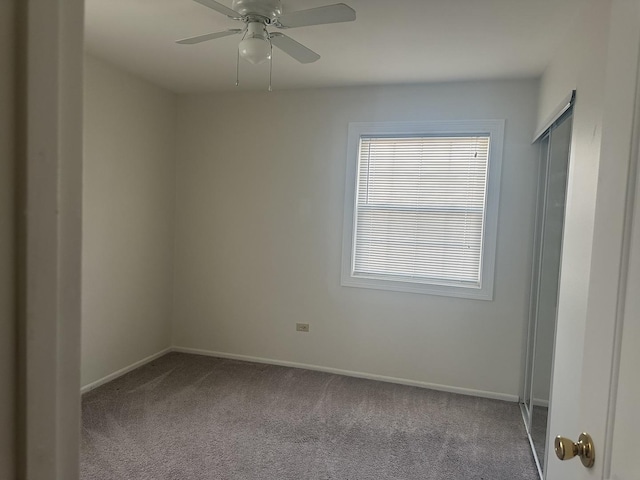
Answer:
238;22;271;65
238;37;271;65
178;0;357;86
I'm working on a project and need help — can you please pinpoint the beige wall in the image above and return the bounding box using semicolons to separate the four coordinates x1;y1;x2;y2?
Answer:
174;80;540;398
82;55;177;387
0;0;16;476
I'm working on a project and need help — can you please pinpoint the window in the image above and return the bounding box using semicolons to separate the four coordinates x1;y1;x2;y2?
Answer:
341;120;504;300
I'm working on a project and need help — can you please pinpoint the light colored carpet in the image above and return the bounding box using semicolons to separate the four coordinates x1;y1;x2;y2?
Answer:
81;352;538;479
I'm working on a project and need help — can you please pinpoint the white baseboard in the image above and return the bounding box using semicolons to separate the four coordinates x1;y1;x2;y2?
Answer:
81;345;520;403
172;346;519;403
81;347;173;394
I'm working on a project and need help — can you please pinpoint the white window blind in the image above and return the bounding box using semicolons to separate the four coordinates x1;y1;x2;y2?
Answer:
352;135;490;287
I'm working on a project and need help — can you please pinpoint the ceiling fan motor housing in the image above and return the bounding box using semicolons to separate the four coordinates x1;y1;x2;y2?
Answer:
231;0;282;21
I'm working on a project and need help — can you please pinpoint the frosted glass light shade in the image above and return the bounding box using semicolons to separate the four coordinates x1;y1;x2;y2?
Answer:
239;37;271;65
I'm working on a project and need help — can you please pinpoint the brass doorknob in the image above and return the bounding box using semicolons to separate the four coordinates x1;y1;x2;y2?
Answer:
554;433;595;468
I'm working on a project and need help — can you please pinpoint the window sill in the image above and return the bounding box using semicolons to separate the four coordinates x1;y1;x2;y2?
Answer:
340;274;494;300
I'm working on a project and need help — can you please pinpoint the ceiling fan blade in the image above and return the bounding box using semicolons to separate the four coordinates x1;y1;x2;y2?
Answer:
269;33;320;64
276;3;356;29
177;29;243;45
192;0;240;18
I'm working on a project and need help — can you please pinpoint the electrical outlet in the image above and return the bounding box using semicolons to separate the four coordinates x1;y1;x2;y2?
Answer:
296;323;310;332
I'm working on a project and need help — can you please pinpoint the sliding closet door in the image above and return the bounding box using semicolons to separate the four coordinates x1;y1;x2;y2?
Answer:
524;134;550;422
529;114;573;472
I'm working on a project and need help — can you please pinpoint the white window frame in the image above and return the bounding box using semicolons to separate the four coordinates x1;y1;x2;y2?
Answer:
341;120;505;300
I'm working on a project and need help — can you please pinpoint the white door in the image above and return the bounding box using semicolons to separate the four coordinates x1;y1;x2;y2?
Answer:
546;1;640;479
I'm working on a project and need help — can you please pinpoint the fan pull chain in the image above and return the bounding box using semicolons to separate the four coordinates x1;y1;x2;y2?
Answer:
268;39;273;92
236;29;248;87
235;47;240;87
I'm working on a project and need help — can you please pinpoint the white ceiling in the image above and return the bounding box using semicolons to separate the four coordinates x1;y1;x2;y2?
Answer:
85;0;584;93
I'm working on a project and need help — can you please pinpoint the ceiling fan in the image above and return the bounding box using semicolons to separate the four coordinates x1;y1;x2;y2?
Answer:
177;0;356;89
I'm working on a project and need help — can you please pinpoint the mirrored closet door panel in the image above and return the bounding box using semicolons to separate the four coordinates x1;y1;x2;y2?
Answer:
523;110;573;477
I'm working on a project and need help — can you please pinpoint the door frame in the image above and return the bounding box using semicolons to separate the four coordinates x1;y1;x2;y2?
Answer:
608;64;640;477
18;0;84;478
601;26;640;476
